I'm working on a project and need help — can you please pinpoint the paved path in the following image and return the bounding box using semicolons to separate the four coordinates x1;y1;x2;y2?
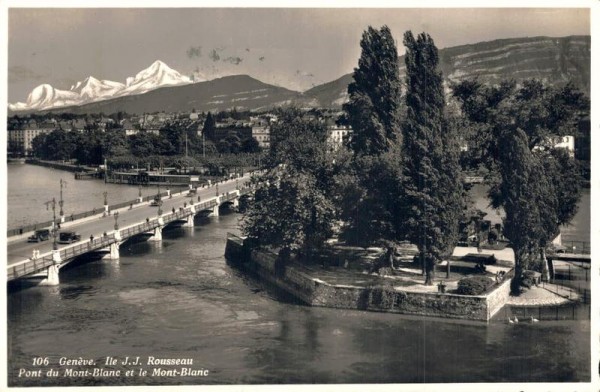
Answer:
7;176;249;266
506;284;578;306
452;245;515;263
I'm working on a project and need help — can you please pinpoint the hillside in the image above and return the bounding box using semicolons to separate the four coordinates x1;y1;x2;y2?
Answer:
14;35;590;115
304;35;590;108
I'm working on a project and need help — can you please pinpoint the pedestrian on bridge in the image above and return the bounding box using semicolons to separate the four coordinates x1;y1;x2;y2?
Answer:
90;234;94;242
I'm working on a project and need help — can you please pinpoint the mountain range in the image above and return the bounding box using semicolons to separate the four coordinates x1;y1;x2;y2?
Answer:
8;35;590;115
8;60;192;112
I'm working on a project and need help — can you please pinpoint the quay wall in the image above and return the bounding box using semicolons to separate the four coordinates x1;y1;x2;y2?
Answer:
226;239;512;321
26;159;93;173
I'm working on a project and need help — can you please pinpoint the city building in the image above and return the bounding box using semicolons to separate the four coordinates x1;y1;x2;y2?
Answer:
327;125;352;149
252;125;270;148
8;121;55;155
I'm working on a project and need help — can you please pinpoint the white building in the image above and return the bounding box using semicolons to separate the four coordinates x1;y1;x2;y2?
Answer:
252;125;270;148
327;125;352;149
8;122;55;155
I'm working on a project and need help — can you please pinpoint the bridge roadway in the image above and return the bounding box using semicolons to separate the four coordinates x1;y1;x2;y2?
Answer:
7;175;252;282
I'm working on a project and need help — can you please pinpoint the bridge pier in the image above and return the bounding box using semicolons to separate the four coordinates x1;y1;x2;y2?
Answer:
182;214;195;227
183;206;196;227
40;250;62;286
103;230;121;259
211;204;220;217
148;218;164;241
148;226;163;241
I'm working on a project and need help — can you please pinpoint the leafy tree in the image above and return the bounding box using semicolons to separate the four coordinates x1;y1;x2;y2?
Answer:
103;128;129;157
242;108;337;263
340;25;405;245
402;31;465;285
453;79;588;292
344;25;403;156
495;128;546;293
224;134;242;154
241;137;261;153
202;112;216;140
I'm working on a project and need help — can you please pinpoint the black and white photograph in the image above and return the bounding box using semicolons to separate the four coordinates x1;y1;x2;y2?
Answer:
2;2;596;390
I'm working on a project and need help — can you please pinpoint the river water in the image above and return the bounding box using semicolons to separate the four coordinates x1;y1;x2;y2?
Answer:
6;164;591;385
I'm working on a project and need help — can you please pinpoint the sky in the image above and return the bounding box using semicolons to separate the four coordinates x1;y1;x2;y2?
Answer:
7;7;591;103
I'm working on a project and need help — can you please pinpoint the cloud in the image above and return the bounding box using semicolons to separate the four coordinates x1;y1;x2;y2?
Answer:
8;65;46;83
209;49;221;62
223;56;243;65
187;46;202;58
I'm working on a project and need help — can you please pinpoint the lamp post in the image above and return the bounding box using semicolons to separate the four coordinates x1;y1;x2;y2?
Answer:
157;183;163;216
44;198;58;250
114;211;120;230
216;184;219;197
103;191;108;214
59;178;67;219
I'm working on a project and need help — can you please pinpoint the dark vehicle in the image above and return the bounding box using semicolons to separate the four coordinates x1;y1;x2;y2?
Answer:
150;194;162;206
58;231;81;244
27;229;50;242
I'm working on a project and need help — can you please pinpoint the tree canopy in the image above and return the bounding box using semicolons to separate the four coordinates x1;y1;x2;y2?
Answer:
453;78;588;291
401;31;465;285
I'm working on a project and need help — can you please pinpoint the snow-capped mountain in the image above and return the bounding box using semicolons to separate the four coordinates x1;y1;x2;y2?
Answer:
70;76;125;101
9;60;193;112
8;84;80;111
116;60;191;97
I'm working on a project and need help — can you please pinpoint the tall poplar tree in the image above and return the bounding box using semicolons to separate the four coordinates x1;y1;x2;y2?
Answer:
402;31;465;285
344;25;403;156
340;25;404;245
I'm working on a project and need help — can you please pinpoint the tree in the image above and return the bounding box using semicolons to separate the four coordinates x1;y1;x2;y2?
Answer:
343;25;403;156
401;31;465;285
202;112;216;140
496;128;545;293
241;137;261;153
242;108;337;264
453;79;588;292
340;25;405;245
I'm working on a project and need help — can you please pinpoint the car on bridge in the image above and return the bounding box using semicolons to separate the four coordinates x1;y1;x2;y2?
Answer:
58;231;82;244
27;229;50;242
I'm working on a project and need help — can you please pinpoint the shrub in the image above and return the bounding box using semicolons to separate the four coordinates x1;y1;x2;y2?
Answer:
456;276;494;295
368;283;396;309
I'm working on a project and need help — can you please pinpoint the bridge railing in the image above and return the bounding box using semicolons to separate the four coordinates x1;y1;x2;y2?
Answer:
163;209;191;224
120;221;160;238
60;234;117;260
8;255;56;281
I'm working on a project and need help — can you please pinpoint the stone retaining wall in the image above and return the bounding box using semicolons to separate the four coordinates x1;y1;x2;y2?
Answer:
226;239;512;321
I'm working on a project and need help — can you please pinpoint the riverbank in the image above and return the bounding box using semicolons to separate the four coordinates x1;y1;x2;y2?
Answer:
225;238;512;321
226;237;582;321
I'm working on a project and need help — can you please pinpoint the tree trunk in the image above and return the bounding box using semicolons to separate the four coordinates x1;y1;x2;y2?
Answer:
424;257;435;285
540;247;550;282
511;252;523;295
